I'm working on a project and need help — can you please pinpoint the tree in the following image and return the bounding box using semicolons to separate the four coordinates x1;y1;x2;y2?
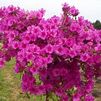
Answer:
93;20;101;30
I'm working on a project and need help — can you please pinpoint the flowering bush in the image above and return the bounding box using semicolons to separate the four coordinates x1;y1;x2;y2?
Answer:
0;3;101;101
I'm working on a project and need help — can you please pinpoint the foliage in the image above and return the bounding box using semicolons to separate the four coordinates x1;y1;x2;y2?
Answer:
93;20;101;30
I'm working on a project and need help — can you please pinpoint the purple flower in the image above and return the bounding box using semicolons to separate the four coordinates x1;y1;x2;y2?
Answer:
30;67;38;75
80;53;90;62
39;30;47;40
0;58;4;68
85;95;94;101
0;3;100;100
69;6;79;16
45;44;53;54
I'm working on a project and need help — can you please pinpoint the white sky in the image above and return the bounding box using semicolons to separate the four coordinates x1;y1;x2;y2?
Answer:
0;0;101;22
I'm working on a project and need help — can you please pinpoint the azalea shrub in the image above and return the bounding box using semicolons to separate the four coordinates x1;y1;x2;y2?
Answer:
0;3;101;101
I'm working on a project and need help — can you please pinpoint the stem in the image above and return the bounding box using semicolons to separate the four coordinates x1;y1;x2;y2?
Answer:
52;97;56;101
75;16;77;20
46;92;49;101
20;73;22;79
26;93;30;99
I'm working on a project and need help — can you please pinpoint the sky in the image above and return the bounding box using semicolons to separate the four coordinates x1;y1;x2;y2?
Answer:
0;0;101;22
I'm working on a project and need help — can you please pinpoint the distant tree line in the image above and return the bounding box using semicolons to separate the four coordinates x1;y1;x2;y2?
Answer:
93;20;101;30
